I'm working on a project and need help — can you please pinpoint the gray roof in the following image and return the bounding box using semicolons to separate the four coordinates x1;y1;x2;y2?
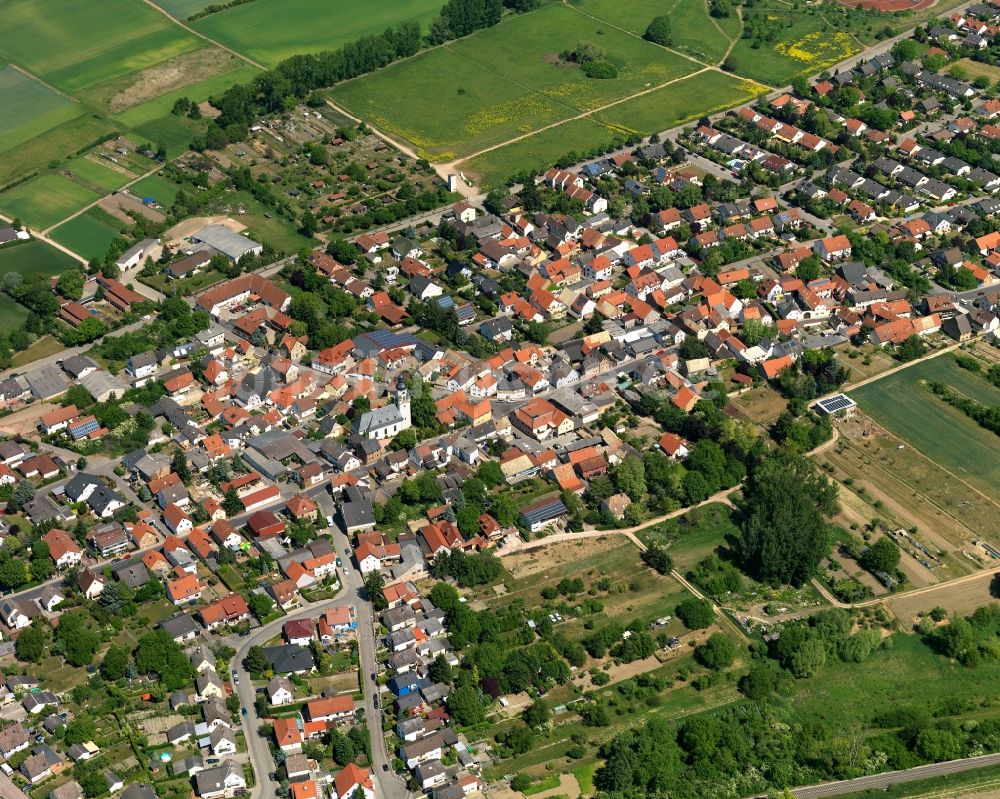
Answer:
191;224;262;260
80;370;129;401
263;644;314;673
61;355;98;379
26;365;69;400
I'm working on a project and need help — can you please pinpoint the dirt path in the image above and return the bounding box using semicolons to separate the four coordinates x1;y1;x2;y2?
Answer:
7;63;75;102
41;164;164;235
138;0;267;71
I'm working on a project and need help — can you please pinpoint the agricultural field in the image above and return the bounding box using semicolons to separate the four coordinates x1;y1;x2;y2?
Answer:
129;174;181;207
331;3;699;162
151;0;214;17
0;174;100;230
192;0;444;67
0;115;117;189
0;65;83;155
723;2;862;86
887;569;999;628
0;0;202;95
50;212;127;262
849;354;1000;497
63;156;133;193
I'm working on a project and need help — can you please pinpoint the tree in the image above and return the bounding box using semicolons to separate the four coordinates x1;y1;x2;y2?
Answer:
643;15;672;46
522;698;550;729
428;654;453;685
610;456;646;501
736;453;838;586
248;592;274;621
134;629;195;689
897;334;926;362
675;597;714;630
64;716;97;745
363;570;387;610
245;645;269;674
860;536;900;575
172;450;191;484
641;543;673;575
331;730;357;765
223;487;243;517
447;684;486;726
56;612;101;667
789;637;826;678
100;644;129;681
57;269;85;300
695;633;736;670
15;624;46;663
492;493;518;527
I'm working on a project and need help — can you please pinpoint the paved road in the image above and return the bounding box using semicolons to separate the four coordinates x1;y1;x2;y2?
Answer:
231;523;407;799
752;752;1000;798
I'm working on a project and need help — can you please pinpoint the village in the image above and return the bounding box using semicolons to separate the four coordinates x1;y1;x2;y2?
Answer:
9;3;1000;799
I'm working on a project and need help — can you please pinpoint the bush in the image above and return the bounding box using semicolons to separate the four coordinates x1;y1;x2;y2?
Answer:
676;597;714;630
695;633;737;670
510;774;531;792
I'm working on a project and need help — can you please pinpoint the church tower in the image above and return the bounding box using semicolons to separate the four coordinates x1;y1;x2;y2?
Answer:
396;374;411;427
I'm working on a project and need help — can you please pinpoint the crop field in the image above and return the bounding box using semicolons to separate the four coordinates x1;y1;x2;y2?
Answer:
331;3;699;161
581;0;740;64
192;0;444;67
0;115;116;189
50;213;125;262
593;70;767;135
0;65;82;155
850;355;1000;497
723;3;861;85
0;0;202;95
150;0;215;18
0;240;79;279
0;175;100;230
887;570;999;628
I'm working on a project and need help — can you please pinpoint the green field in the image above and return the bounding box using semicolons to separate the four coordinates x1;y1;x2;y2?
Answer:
193;0;444;67
129;174;181;207
0;115;117;189
0;0;202;94
64;157;133;193
723;3;861;85
593;70;766;135
0;175;100;230
115;63;260;127
332;3;698;161
50;214;124;262
463;118;623;187
151;0;215;18
0;241;79;322
850;355;1000;497
0;66;83;155
582;0;739;64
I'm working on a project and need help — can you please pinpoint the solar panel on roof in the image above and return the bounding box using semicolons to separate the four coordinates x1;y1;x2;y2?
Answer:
816;394;856;414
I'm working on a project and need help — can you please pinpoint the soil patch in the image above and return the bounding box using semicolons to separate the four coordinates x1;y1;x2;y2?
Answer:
108;49;241;114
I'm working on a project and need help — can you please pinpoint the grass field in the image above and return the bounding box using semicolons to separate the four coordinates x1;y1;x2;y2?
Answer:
592;70;766;135
952;58;1000;84
50;213;124;261
0;174;100;230
0;66;83;156
64;156;134;193
129;174;181;207
151;0;215;16
332;3;698;161
10;336;66;368
637;502;741;571
0;0;202;94
193;0;444;67
462;117;623;187
0;241;78;324
0;115;117;189
850;355;1000;497
581;0;738;64
723;3;861;85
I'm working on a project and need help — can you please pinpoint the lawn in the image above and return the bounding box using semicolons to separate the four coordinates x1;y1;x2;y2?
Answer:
849;355;1000;497
462;117;623;187
50;214;124;261
332;3;698;162
0;174;100;230
193;0;444;67
0;65;83;156
64;156;135;192
592;70;767;135
581;0;739;64
0;0;203;94
10;336;66;368
723;3;861;85
952;57;1000;84
130;113;206;157
0;295;29;329
129;174;182;207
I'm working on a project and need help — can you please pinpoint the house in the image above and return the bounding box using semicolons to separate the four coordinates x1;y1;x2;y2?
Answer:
332;764;374;799
520;495;568;533
78;570;105;600
264;644;315;675
0;722;29;759
194;760;247;799
814;235;852;262
284;618;315;647
305;695;355;724
199;594;251;630
266;677;295;706
42;528;82;569
273;718;303;753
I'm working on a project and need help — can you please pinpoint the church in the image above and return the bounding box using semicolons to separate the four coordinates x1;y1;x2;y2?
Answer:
353;375;412;440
